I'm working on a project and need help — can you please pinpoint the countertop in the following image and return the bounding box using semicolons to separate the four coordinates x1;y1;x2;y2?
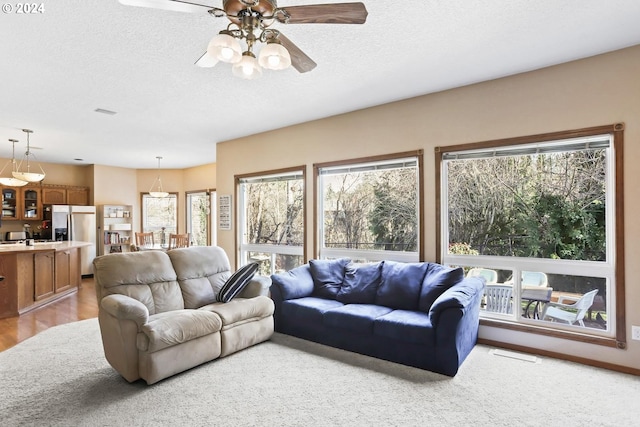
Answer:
0;241;92;254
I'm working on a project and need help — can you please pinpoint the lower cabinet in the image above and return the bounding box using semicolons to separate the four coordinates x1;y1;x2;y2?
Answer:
0;247;82;319
34;251;55;301
55;248;80;293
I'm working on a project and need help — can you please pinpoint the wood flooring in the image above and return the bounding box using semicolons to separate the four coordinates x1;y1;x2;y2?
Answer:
0;277;99;352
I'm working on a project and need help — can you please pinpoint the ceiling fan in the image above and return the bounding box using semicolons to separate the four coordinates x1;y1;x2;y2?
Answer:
118;0;368;78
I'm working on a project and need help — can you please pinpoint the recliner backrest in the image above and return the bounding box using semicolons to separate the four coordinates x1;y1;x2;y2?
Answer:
93;250;184;314
168;246;232;309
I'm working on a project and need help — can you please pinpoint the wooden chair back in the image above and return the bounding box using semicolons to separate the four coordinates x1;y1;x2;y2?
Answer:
168;233;190;250
135;232;154;247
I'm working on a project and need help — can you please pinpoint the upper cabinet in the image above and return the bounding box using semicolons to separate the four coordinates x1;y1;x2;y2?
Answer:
2;184;90;221
1;185;41;221
41;185;89;206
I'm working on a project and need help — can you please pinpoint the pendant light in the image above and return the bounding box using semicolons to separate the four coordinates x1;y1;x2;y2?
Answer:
149;156;168;198
12;129;46;183
0;139;28;187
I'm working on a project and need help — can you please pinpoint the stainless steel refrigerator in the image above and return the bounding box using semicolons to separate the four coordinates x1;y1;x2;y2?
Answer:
50;205;97;276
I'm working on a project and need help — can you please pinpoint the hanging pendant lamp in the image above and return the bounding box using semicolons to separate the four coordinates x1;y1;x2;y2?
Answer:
149;156;169;198
0;139;29;187
12;129;46;183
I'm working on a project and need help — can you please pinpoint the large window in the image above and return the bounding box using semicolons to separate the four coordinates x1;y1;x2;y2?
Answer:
237;168;305;275
186;190;215;246
142;193;178;246
437;124;625;347
316;151;423;262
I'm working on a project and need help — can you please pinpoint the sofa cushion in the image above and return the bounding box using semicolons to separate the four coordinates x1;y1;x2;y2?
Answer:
271;264;314;300
309;258;350;299
374;309;434;345
323;304;393;334
281;297;344;324
217;263;259;303
138;310;222;353
200;296;274;330
418;264;465;312
375;261;428;310
336;261;383;304
168;246;231;309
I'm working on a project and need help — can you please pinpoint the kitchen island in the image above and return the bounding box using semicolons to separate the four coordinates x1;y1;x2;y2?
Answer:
0;241;92;319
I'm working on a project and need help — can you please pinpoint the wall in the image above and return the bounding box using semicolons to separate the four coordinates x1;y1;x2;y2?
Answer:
216;45;640;371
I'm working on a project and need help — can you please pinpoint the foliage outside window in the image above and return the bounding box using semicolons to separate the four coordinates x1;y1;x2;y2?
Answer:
187;190;213;246
316;152;423;262
142;193;178;246
438;125;625;347
238;169;305;275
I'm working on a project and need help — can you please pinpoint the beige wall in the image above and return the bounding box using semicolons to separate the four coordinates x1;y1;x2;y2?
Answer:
216;45;640;371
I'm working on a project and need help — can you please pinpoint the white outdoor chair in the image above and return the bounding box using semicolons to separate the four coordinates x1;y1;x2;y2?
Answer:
541;289;599;327
484;284;513;314
467;268;498;285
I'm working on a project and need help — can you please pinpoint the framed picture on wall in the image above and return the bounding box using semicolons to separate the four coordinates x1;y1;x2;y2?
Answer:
218;195;232;230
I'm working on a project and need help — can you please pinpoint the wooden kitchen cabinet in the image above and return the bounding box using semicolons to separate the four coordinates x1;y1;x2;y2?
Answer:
34;251;55;301
55;247;80;293
41;185;90;206
1;184;42;221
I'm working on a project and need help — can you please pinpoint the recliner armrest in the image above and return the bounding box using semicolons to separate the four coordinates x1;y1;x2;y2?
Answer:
100;294;150;328
239;275;272;298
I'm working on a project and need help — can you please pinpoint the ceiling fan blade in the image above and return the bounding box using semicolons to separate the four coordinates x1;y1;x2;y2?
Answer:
277;2;368;24
277;33;317;73
118;0;213;13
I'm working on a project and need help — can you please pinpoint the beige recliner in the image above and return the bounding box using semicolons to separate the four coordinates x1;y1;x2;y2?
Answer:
93;246;274;385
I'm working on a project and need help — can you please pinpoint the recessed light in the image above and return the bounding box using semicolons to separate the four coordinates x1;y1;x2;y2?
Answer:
94;108;117;115
74;158;84;162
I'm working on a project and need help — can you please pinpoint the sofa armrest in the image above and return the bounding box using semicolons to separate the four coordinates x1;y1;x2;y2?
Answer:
100;294;150;329
270;264;315;302
239;275;271;298
428;277;484;327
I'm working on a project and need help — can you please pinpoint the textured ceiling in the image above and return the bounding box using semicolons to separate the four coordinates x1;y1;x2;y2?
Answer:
1;0;640;169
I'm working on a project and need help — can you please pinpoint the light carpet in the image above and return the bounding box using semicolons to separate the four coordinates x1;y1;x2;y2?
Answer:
1;318;639;426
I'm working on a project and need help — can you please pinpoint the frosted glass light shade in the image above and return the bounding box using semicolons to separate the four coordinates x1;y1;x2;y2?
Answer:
149;191;169;198
232;53;262;80
0;177;28;187
12;171;45;182
258;42;291;70
207;33;242;64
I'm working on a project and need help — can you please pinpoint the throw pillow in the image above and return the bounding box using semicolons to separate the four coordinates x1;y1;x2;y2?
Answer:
418;263;464;312
375;261;429;310
216;262;259;303
336;261;384;304
308;258;350;299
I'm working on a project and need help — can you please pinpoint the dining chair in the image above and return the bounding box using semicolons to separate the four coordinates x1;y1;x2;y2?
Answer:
541;289;599;327
135;232;154;247
167;233;190;250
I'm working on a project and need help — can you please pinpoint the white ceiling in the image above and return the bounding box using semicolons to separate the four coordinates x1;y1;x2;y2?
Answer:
1;0;640;169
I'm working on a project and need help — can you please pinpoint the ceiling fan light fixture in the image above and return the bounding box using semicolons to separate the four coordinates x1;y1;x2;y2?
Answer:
258;40;291;70
208;32;242;64
232;51;262;79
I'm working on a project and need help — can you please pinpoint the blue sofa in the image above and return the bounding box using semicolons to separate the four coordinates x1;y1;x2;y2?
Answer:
270;259;485;376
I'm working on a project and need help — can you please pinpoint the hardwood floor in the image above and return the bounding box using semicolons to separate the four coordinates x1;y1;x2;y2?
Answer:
0;277;99;352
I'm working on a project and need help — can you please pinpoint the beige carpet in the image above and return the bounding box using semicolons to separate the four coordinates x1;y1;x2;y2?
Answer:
1;318;638;426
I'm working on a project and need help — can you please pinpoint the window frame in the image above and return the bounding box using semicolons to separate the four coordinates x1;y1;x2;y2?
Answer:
236;166;307;272
314;150;425;261
140;192;179;246
186;189;214;247
435;124;626;349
